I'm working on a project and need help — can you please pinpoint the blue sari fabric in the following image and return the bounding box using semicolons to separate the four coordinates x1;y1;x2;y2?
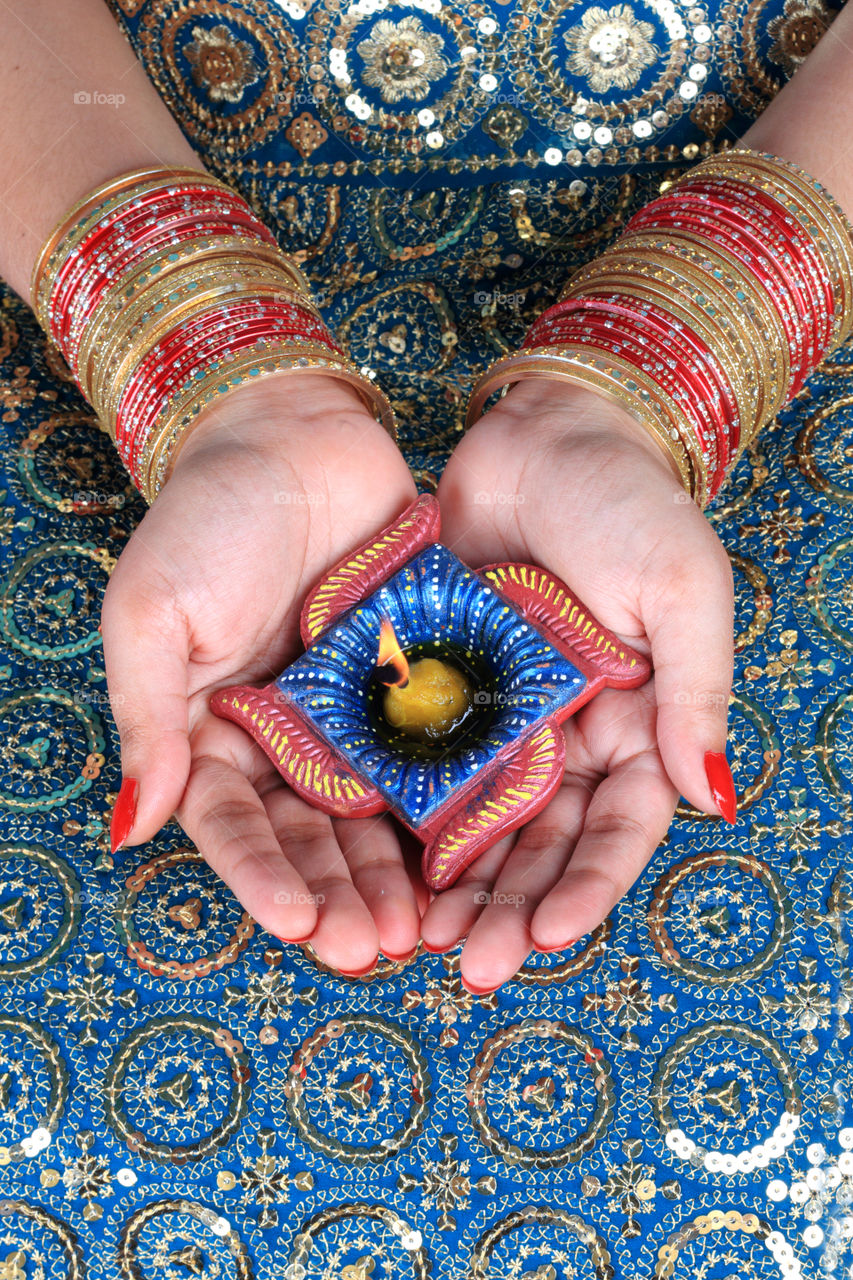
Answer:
0;0;851;1273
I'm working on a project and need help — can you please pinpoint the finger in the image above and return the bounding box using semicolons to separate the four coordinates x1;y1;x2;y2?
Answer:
262;786;380;973
530;746;677;949
100;560;191;850
458;780;589;991
642;520;737;822
176;752;319;942
331;815;421;960
419;831;517;952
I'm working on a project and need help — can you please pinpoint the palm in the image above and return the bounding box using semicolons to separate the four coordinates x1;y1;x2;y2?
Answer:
102;380;423;971
419;382;732;988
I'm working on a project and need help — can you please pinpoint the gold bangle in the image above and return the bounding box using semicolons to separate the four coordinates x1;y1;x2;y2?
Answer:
600;232;792;429
75;239;317;399
97;276;325;432
465;345;703;501
140;346;397;503
556;264;761;445
32;168;233;327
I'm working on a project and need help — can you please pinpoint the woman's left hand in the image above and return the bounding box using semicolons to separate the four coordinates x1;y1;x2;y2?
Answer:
422;376;736;991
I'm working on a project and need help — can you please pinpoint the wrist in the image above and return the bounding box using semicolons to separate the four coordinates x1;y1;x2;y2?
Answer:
163;370;384;479
492;376;687;484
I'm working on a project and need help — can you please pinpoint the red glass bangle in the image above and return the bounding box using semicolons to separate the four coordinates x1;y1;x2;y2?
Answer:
635;188;828;355
53;207;283;354
49;194;280;350
531;316;724;489
622;220;810;395
115;302;341;451
668;176;835;349
117;314;342;463
525;293;741;464
624;205;813;387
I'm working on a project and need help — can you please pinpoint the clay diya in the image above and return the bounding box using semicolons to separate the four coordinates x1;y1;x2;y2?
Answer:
210;495;650;890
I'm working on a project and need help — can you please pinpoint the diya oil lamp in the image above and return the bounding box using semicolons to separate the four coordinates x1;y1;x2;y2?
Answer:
210;495;650;890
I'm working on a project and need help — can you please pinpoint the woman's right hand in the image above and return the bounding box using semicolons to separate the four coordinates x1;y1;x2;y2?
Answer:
100;373;422;972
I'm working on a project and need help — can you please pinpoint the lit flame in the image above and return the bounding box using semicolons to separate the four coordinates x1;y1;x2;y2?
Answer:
377;617;409;687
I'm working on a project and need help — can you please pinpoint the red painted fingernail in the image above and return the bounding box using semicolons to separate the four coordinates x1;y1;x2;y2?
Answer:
384;948;419;962
338;957;379;977
461;979;499;995
704;751;737;824
532;938;578;954
110;777;139;853
421;941;448;954
279;932;315;945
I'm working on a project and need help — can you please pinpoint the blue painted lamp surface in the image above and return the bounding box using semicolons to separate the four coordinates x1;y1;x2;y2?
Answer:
275;542;587;827
210;496;652;889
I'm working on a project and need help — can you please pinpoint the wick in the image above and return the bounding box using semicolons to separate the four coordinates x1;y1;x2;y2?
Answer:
375;662;409;690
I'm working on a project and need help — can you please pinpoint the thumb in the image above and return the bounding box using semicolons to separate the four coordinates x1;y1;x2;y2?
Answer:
100;571;192;852
643;522;738;823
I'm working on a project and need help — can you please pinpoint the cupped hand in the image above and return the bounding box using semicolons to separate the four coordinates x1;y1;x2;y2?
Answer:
422;377;737;989
100;373;421;972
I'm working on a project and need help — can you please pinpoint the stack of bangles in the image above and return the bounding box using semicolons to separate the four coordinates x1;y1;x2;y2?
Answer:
31;165;396;504
465;148;853;509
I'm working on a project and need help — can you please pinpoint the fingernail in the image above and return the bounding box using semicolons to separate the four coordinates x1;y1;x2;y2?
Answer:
279;932;314;945
704;750;737;824
384;947;419;963
110;777;139;853
461;979;499;995
532;938;578;954
421;941;447;954
338;957;379;977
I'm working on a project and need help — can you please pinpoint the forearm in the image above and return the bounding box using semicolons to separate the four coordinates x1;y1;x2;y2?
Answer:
0;0;201;305
739;2;853;221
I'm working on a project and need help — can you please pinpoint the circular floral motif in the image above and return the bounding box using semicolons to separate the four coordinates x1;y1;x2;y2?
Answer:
0;688;105;813
184;21;261;103
358;15;450;104
115;848;254;981
103;1014;251;1164
283;1013;431;1164
0;844;81;981
651;1020;801;1175
302;0;501;155
646;851;793;987
0;1201;85;1274
0;1015;70;1161
649;1208;802;1278
716;0;823;117
0;541;111;661
767;0;835;75
286;1203;430;1276
800;536;853;655
466;1020;615;1168
117;1199;254;1278
564;3;660;92
336;282;459;394
508;0;712;145
15;411;132;516
139;0;301;154
789;392;853;506
469;1205;614;1277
